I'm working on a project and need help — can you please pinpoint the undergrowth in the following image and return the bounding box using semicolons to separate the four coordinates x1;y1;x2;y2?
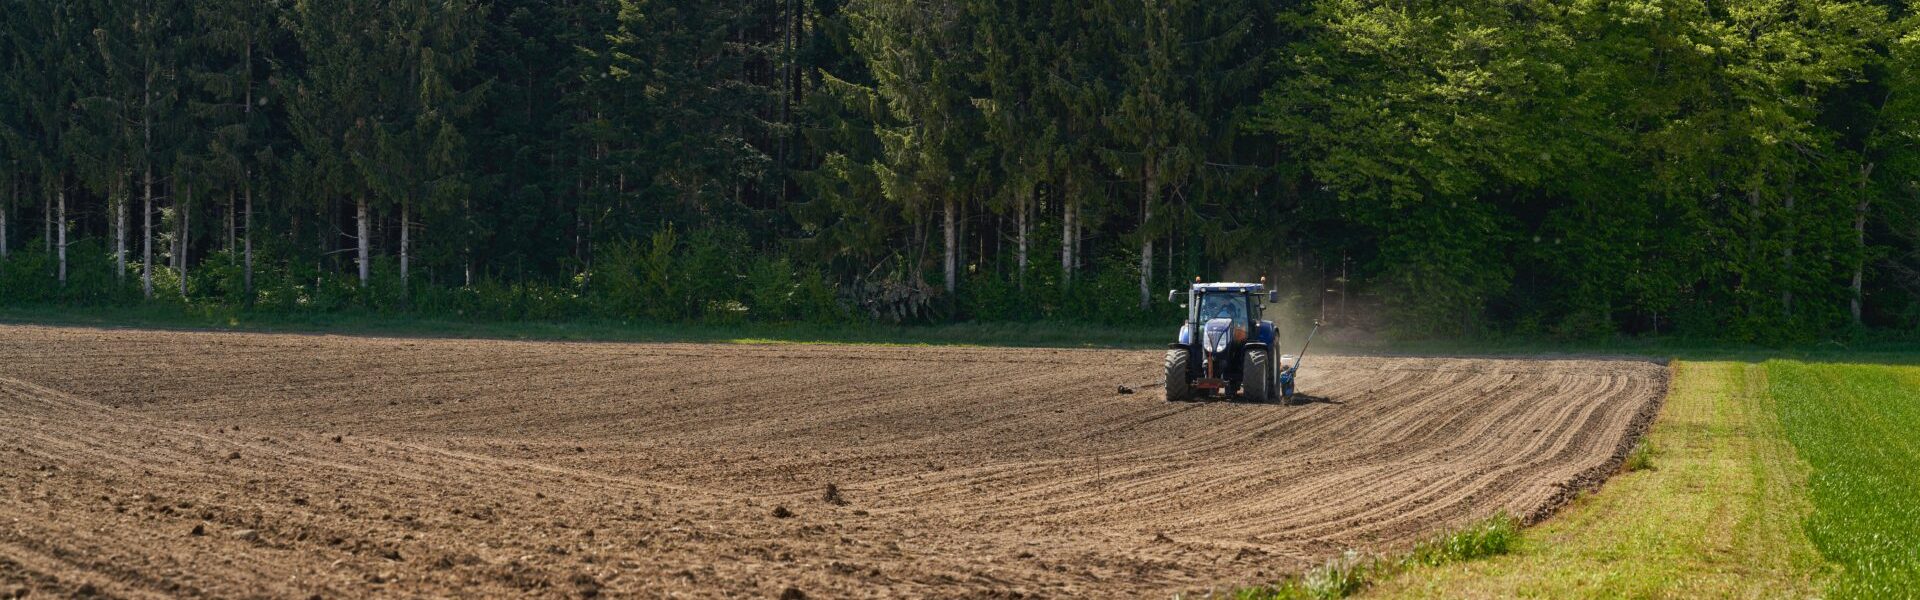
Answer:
1622;440;1657;472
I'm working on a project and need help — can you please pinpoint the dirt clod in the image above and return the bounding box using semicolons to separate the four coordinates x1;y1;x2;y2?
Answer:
231;529;261;542
772;506;794;519
780;587;807;600
190;524;205;536
1117;385;1134;394
823;483;848;506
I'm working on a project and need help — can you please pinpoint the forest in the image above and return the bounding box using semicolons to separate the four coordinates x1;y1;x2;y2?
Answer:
3;0;1919;342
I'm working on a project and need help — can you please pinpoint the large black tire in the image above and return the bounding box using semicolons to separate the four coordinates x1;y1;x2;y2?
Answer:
1243;348;1271;402
1164;349;1192;401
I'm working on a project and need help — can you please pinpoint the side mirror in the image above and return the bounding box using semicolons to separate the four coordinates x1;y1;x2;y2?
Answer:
1167;289;1182;303
1268;291;1279;303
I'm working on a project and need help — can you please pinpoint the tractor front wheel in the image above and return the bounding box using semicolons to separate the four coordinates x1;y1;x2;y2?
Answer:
1164;349;1192;401
1243;349;1272;402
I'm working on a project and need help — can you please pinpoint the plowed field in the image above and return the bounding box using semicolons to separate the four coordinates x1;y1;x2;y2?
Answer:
0;325;1666;598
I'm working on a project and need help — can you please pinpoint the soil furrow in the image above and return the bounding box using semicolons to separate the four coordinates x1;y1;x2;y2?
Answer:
0;324;1666;598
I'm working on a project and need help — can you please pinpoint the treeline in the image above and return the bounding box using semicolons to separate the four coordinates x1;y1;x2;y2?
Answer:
2;0;1919;341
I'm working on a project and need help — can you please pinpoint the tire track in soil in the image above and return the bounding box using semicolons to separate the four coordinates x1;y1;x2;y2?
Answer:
0;325;1666;598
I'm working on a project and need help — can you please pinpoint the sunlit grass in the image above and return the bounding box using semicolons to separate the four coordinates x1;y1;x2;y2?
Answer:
1768;360;1920;598
1218;513;1519;600
1361;361;1829;598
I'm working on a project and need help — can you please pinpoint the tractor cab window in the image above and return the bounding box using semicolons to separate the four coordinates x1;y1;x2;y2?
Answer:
1196;293;1250;328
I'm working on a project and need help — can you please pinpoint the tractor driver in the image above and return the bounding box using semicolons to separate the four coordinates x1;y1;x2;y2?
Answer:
1199;293;1251;339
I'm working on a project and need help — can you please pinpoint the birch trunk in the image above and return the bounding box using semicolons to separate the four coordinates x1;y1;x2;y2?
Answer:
243;179;253;303
1061;189;1075;287
142;53;155;295
1139;168;1157;311
115;175;127;280
1781;193;1793;316
356;197;370;287
179;182;189;298
56;185;66;286
142;167;153;298
227;190;235;252
943;196;957;294
242;40;255;303
1016;187;1028;288
1852;164;1873;325
1071;197;1081;277
2;177;10;259
400;199;411;303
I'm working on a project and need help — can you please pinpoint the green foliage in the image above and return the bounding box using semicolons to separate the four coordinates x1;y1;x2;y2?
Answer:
1406;513;1520;566
3;0;1919;341
1622;440;1657;473
1769;361;1920;598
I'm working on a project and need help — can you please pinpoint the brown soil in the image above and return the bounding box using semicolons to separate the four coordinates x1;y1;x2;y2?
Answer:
0;325;1667;598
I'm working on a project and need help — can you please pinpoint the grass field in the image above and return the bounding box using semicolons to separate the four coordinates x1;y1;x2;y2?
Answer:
1355;358;1920;599
1769;361;1920;597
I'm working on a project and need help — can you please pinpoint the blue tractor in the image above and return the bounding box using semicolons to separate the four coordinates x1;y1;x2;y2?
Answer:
1164;280;1317;403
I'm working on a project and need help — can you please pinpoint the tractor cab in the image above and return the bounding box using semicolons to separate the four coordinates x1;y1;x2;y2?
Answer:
1165;281;1280;401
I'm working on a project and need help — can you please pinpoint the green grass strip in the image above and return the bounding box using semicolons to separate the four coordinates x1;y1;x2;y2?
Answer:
1359;361;1827;597
1220;513;1520;599
1768;360;1920;598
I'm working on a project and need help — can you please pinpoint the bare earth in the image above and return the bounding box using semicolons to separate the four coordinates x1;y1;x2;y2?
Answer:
0;325;1666;598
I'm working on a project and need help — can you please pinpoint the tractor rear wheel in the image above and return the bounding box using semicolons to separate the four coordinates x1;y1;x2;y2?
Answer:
1164;349;1192;401
1243;349;1272;402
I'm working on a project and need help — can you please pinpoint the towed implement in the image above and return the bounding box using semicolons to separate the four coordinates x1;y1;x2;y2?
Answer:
1163;280;1319;403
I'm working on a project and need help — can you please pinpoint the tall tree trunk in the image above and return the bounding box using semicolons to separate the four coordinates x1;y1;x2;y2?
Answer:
1853;164;1873;325
400;199;411;304
115;174;127;281
1073;202;1082;275
1016;186;1028;289
179;181;190;298
1746;188;1760;316
227;190;236;252
44;193;51;253
943;196;957;294
2;176;10;260
1781;193;1793;317
142;167;153;298
243;39;255;305
1061;184;1075;287
142;56;155;295
356;196;370;287
56;184;66;287
243;179;254;305
1139;168;1157;311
